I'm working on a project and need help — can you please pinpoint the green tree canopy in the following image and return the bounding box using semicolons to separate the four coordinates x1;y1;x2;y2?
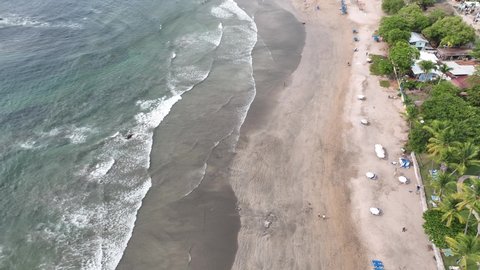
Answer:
437;63;454;82
428;8;449;24
445;234;480;270
418;60;437;75
422;16;475;47
423;120;455;162
388;41;420;74
407;121;430;152
466;85;480;107
411;0;436;10
449;142;480;175
385;28;411;45
423;209;465;248
397;4;431;32
378;15;410;39
470;41;480;60
382;0;405;14
431;171;457;198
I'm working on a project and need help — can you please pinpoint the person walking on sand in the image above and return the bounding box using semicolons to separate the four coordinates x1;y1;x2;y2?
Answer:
402;227;407;232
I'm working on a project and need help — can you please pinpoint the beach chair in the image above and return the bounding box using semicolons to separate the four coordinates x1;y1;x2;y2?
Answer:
371;260;384;267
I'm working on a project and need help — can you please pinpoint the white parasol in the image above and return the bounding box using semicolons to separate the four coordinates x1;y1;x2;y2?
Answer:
374;144;385;159
366;172;376;179
398;176;408;184
369;207;381;215
360;118;369;125
357;95;366;100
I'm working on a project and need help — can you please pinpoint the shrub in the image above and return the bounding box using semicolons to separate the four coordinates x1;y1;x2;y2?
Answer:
369;55;394;76
382;0;405;14
402;80;420;90
407;121;429;152
380;80;391;88
423;209;464;248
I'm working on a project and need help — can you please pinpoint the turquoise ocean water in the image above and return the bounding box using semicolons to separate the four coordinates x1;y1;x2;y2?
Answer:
0;0;257;268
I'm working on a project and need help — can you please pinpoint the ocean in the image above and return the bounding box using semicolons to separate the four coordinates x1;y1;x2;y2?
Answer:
0;0;258;268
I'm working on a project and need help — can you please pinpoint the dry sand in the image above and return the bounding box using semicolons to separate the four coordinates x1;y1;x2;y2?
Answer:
230;0;366;269
229;0;437;269
347;1;437;269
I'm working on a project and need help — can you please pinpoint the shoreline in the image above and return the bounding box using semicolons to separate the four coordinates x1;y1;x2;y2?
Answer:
229;0;368;268
116;0;305;269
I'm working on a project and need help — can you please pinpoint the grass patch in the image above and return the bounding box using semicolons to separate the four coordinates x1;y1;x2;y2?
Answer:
443;255;460;269
379;80;391;88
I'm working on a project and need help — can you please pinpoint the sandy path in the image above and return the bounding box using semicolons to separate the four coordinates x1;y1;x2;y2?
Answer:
229;0;367;269
346;1;437;269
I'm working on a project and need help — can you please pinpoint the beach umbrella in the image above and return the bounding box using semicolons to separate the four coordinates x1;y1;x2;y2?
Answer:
374;144;385;159
360;119;369;125
398;176;408;184
357;95;366;100
369;207;381;215
366;172;376;179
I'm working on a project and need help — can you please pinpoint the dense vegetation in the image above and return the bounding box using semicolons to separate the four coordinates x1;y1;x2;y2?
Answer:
422;16;476;47
378;4;473;47
376;0;480;268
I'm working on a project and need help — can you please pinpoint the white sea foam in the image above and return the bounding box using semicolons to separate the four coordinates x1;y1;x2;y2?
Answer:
174;22;223;50
89;158;115;179
135;95;182;129
211;0;253;22
0;14;82;29
19;139;37;149
66;126;94;144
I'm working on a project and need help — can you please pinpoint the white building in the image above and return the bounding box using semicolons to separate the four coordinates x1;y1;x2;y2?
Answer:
409;32;429;50
443;61;475;76
411;51;442;81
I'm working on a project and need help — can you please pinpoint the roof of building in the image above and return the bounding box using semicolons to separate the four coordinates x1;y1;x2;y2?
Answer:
419;51;438;62
443;61;475;76
411;52;441;75
450;76;470;89
436;48;472;58
409;32;428;44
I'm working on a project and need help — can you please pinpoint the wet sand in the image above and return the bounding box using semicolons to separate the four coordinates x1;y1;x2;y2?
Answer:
116;0;305;269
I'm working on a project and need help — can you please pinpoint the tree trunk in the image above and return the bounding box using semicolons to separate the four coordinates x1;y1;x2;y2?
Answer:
464;208;472;235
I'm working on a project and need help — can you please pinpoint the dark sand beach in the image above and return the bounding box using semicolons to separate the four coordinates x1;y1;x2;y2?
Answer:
117;0;306;269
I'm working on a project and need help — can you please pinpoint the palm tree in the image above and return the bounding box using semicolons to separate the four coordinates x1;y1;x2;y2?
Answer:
437;63;454;84
456;179;480;236
449;141;480;176
439;195;467;227
418;60;437;81
445;234;480;270
431;171;457;198
423;120;454;163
